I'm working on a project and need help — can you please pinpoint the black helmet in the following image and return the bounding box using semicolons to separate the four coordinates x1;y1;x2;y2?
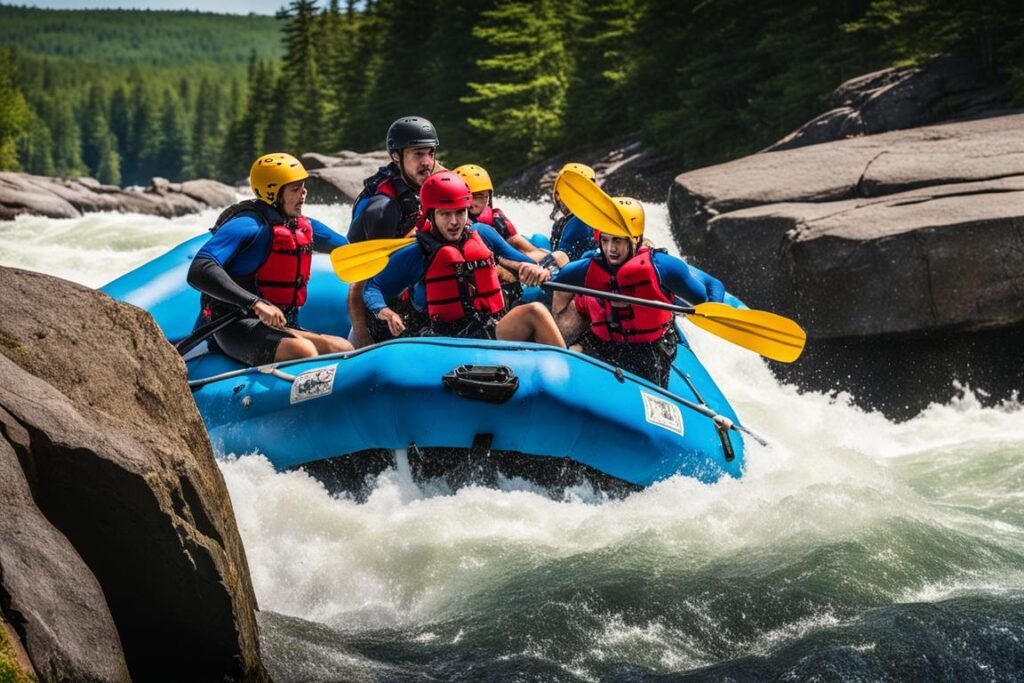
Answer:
386;116;439;154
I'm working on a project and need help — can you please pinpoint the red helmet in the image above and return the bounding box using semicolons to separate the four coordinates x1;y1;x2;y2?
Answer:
420;171;472;212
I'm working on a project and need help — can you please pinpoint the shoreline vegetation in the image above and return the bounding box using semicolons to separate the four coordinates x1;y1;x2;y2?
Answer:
0;1;1021;188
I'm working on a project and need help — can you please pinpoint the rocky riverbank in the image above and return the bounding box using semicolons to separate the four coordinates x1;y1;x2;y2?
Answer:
669;112;1024;418
0;173;236;221
0;267;268;680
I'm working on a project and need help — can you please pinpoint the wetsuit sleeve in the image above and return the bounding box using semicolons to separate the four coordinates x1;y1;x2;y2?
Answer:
187;257;260;310
362;244;426;315
188;215;264;309
310;218;349;251
654;252;725;304
686;263;727;303
550;257;591;286
476;224;532;264
348;195;404;242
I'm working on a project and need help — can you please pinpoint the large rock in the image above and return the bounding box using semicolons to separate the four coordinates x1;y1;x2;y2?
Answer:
0;405;129;682
0;267;268;681
767;53;1012;152
0;172;237;221
669;113;1024;417
303;150;392;204
498;133;676;202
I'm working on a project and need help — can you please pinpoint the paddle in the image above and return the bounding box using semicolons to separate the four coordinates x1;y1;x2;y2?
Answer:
174;307;246;356
331;237;415;283
544;281;805;363
553;170;632;238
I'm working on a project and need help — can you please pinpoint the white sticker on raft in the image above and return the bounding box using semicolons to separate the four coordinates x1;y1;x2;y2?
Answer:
290;365;337;404
641;391;684;436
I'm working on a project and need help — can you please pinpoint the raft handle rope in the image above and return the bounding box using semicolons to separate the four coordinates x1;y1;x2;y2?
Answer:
670;362;768;448
257;366;297;382
671;364;735;461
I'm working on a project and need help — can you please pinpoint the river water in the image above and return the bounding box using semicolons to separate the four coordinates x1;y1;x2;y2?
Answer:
2;199;1022;681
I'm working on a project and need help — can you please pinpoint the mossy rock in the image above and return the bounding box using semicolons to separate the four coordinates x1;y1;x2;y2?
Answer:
0;623;34;683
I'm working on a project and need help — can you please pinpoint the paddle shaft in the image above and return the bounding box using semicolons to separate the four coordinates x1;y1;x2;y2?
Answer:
174;307;246;356
544;281;694;314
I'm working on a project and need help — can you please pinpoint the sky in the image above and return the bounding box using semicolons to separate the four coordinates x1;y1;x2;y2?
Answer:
9;1;286;14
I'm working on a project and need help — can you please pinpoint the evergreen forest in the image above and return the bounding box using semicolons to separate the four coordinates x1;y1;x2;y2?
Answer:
1;0;1022;187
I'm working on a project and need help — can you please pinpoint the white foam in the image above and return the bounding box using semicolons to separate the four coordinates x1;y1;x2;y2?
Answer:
13;198;1023;635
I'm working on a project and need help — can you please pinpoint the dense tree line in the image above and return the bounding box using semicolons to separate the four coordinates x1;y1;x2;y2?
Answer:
1;0;1022;186
0;5;280;185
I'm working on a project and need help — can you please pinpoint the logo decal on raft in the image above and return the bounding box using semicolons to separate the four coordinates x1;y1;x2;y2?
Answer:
290;365;337;404
641;392;684;436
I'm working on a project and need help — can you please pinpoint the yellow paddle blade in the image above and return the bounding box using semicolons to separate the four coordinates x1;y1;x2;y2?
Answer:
555;171;632;238
334;254;392;282
333;237;414;259
687;302;807;363
330;238;415;283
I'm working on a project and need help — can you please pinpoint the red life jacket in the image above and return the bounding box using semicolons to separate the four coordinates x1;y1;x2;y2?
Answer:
475;205;518;239
580;246;673;343
352;164;423;237
418;229;505;324
253;216;314;310
204;201;314;318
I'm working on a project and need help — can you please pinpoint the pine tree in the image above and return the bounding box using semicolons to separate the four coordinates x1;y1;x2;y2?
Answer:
272;0;321;153
463;0;571;175
49;98;87;177
561;0;637;148
18;110;55;176
0;48;32;170
334;0;387;149
95;132;122;185
190;77;222;177
108;84;133;161
80;84;112;174
221;59;273;182
127;82;163;184
156;88;188;180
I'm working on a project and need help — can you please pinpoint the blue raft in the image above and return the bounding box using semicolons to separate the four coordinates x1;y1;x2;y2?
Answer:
104;234;747;490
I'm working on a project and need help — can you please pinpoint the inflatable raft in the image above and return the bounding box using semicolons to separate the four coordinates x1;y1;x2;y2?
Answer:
104;234;748;491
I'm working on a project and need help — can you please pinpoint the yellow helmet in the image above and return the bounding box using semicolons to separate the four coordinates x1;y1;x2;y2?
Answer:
558;162;596;182
612;197;644;239
250;153;308;205
453;164;493;194
553;163;596;204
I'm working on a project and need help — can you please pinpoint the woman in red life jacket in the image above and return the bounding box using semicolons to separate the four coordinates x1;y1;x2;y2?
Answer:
549;197;727;387
187;153;353;366
363;172;565;346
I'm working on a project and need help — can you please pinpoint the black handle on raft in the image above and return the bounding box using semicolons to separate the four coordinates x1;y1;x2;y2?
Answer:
442;365;520;404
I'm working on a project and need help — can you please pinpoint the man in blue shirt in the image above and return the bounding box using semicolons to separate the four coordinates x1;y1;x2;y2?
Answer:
364;172;564;346
187;153;353;366
347;116;440;347
551;197;725;387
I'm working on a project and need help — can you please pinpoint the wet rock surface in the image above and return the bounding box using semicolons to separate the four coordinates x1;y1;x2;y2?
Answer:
302;149;392;204
498;133;677;203
0;172;236;221
669;113;1024;418
0;267;268;681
